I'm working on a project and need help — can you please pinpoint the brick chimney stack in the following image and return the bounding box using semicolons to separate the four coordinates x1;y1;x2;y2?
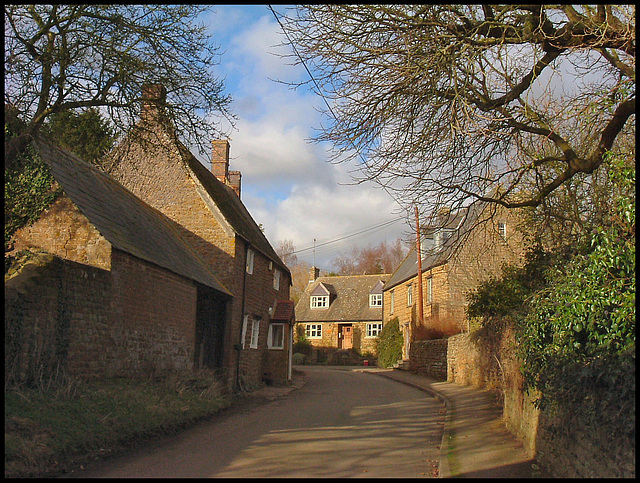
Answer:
211;140;241;197
141;84;167;120
309;266;320;282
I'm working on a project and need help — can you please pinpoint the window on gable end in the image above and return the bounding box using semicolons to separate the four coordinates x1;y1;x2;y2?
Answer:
249;318;260;348
273;268;281;290
241;315;249;349
498;221;507;240
246;248;255;274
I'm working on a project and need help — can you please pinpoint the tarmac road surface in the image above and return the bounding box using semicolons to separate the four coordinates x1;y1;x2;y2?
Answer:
76;366;445;478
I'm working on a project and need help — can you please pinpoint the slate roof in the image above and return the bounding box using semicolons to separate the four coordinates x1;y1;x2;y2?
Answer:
33;136;231;296
296;274;389;323
179;145;290;278
383;204;485;291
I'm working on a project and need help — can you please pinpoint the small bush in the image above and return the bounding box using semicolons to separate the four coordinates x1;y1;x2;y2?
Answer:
376;317;404;368
292;353;306;365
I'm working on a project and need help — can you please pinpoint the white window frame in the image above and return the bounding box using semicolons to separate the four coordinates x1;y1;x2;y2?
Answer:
249;318;260;348
267;323;285;349
241;315;249;349
310;295;329;308
369;293;382;307
407;284;413;306
305;324;322;339
498;222;507;240
427;277;433;304
246;248;255;274
273;268;281;290
366;322;383;338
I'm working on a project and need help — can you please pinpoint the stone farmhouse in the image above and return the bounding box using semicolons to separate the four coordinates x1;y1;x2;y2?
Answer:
6;85;294;389
6;137;232;383
383;202;524;361
295;267;389;358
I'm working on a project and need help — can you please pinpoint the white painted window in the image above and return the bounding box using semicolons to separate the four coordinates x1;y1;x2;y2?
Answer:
250;318;260;348
407;284;413;306
310;295;329;308
268;323;285;349
305;324;322;339
366;323;383;338
246;248;255;274
273;269;281;290
427;277;433;304
390;290;395;314
369;293;382;307
241;315;249;349
498;222;507;240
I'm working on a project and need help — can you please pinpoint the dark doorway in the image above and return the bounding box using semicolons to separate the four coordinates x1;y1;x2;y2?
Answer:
195;285;228;372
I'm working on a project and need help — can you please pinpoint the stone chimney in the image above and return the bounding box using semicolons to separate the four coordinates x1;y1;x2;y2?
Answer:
141;84;167;121
309;266;320;282
211;140;241;197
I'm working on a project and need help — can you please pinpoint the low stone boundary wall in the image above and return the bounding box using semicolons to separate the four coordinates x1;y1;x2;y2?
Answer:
409;339;448;380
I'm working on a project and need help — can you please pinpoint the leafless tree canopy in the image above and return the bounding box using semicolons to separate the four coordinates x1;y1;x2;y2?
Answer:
5;5;233;160
277;5;635;223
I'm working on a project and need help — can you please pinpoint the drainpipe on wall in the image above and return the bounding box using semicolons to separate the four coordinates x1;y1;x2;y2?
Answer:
235;242;250;392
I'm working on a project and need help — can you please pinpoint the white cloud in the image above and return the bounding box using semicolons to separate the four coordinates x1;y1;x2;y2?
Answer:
205;5;409;271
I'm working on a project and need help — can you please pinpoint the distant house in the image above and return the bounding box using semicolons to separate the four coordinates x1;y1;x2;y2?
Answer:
383;203;524;361
295;267;390;357
6;137;232;382
101;85;294;387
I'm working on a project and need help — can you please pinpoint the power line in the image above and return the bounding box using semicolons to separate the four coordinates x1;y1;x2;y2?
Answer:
291;217;403;255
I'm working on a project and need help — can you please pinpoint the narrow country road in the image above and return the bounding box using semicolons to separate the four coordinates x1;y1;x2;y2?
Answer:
76;366;444;478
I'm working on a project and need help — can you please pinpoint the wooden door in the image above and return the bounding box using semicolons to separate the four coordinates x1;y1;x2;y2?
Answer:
340;325;353;350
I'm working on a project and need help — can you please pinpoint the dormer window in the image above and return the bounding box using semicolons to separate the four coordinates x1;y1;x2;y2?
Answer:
369;293;382;306
310;282;333;309
311;295;329;308
433;229;453;250
369;280;385;307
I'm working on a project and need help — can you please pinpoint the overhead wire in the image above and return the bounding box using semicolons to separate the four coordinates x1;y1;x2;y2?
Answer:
291;217;403;255
267;5;413;263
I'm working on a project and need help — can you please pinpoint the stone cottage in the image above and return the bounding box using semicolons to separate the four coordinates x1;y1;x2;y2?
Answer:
6;137;232;383
295;267;389;358
383;202;524;361
100;85;294;387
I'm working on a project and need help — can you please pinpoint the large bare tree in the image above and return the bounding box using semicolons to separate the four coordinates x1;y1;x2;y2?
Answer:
4;4;233;164
275;5;635;225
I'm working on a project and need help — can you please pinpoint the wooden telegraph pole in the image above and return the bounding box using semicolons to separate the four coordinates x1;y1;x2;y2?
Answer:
415;205;424;331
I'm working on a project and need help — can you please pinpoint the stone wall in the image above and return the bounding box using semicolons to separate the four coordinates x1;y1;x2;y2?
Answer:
447;330;540;456
409;339;448;380
5;250;203;384
445;328;634;477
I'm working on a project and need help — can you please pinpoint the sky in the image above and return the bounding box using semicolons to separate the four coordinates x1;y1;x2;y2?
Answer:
197;5;411;271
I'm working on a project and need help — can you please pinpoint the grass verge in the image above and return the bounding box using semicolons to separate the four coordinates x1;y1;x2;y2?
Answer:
5;370;232;478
